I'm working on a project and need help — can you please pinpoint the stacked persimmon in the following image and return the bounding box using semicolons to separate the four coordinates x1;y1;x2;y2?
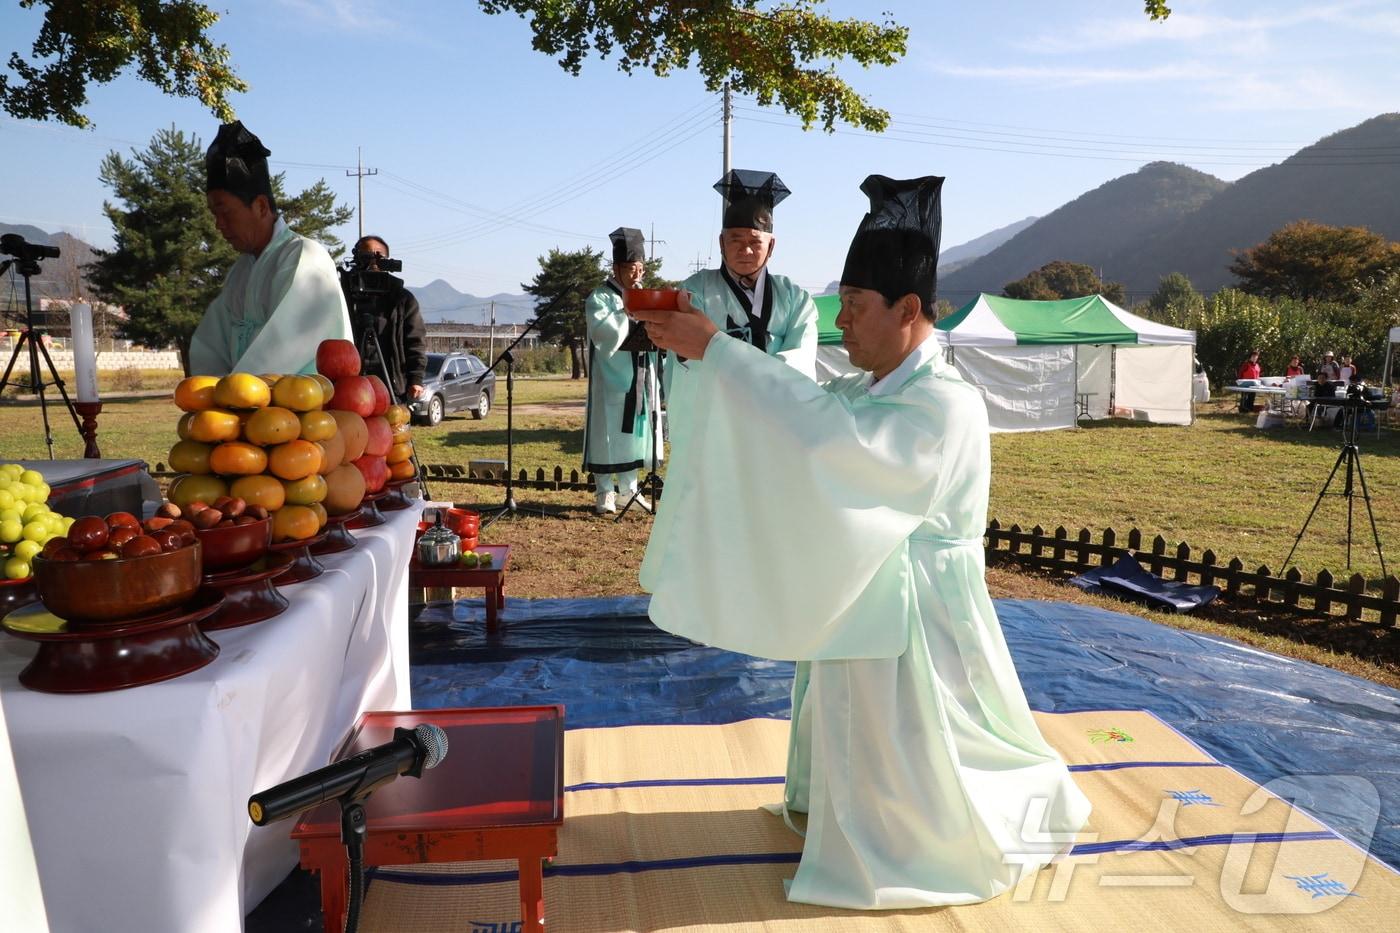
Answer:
165;340;414;543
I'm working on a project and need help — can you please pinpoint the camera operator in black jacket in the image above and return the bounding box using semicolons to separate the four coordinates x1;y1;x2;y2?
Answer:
342;235;428;402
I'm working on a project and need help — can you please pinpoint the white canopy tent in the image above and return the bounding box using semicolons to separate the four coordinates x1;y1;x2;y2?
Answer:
811;293;1197;432
1382;325;1400;390
937;294;1197;432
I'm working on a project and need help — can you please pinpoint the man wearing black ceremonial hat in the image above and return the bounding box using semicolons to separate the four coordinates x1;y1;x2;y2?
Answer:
664;169;818;446
189;121;352;376
634;175;1090;910
582;228;660;514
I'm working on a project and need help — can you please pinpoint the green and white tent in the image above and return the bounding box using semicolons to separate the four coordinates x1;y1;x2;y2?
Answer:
813;293;1197;432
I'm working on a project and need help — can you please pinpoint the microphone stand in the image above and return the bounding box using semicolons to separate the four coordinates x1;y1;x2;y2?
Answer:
476;291;569;529
340;799;369;933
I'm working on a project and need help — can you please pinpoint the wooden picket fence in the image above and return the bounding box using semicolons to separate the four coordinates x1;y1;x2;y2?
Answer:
985;519;1400;628
148;461;648;495
146;459;1399;627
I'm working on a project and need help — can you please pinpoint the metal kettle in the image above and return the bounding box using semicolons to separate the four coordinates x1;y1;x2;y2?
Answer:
417;512;461;566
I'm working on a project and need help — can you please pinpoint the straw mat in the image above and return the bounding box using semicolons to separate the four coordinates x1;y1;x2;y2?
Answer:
357;711;1399;931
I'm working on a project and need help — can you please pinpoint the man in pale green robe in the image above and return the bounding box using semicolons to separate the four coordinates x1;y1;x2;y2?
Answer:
636;175;1090;909
188;121;350;376
666;170;818;450
583;228;660;514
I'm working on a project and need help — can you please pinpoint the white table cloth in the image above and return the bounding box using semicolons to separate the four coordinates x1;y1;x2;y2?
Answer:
0;501;422;933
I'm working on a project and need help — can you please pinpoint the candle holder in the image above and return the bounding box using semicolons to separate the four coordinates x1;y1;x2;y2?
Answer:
75;401;103;459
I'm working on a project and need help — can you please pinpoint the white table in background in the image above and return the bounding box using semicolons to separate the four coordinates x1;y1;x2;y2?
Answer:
0;502;423;933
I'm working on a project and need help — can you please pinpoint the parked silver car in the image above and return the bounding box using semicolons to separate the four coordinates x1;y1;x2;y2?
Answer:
412;352;496;425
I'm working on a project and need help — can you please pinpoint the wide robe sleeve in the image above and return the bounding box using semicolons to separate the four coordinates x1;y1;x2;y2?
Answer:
642;334;955;662
773;282;819;380
233;238;351;375
188;285;236;375
584;289;634;392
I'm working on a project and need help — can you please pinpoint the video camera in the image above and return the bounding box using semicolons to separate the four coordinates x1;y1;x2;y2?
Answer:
340;251;403;299
350;249;402;274
1;233;60;262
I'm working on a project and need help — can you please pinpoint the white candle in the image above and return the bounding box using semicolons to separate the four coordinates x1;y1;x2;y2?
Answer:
69;302;99;403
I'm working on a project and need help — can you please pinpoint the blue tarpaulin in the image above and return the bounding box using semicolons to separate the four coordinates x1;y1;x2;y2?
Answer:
410;596;1400;871
1070;554;1220;613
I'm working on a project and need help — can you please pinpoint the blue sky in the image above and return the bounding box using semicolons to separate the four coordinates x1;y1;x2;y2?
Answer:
2;0;1397;319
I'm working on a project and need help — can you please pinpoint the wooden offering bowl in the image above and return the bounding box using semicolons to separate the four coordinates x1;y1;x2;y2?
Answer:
196;516;273;573
32;542;203;625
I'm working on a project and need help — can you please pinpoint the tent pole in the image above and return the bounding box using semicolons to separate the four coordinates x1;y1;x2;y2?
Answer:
1074;344;1081;428
1109;346;1117;419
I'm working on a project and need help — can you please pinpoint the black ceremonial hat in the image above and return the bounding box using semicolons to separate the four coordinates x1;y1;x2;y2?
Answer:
205;121;274;205
840;175;944;311
715;169;790;233
609;227;646;265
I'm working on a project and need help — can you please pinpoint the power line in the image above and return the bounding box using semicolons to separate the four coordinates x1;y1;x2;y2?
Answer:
391;108;719;251
731;94;1381;149
395;105;719;249
730;109;1400;167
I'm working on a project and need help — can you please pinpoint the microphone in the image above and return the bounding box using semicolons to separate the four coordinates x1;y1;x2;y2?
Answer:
248;723;449;826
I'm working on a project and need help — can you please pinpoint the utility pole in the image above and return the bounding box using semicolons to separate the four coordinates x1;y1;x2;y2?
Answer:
690;253;708;275
488;301;497;362
722;83;733;178
346;146;378;240
646;223;666;262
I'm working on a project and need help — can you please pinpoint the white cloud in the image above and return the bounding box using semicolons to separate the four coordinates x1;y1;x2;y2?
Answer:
274;0;397;33
930;62;1226;88
1201;69;1393;114
1017;1;1380;54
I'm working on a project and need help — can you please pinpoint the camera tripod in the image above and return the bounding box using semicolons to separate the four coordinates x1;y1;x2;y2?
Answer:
344;278;434;502
0;247;81;459
615;349;664;522
1281;401;1387;576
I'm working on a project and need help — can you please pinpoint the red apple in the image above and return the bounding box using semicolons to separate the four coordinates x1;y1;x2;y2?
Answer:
105;511;141;530
68;516;110;551
365;375;391;415
316;339;362;381
351;454;389;494
328;375;376;417
150;529;183;552
363;416;392;457
107;525;139;549
121;536;162;559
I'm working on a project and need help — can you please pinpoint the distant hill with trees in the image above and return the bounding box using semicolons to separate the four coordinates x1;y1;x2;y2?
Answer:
938;113;1400;301
1114;114;1400;294
940;162;1227;301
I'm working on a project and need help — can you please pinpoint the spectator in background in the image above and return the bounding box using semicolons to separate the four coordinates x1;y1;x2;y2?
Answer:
1237;348;1261;413
1285;355;1306;378
1339;355;1358;384
1317;350;1341;383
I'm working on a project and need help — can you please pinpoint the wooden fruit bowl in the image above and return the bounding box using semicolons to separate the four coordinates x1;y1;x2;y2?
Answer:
31;541;203;626
196;516;273;573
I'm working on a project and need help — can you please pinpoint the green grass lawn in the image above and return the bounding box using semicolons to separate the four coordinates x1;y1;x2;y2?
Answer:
5;388;1398;587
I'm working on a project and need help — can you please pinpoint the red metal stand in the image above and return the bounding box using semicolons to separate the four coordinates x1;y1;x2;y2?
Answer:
292;705;564;933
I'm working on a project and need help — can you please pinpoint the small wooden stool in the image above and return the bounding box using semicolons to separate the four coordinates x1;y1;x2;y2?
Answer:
291;705;564;933
410;544;512;630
